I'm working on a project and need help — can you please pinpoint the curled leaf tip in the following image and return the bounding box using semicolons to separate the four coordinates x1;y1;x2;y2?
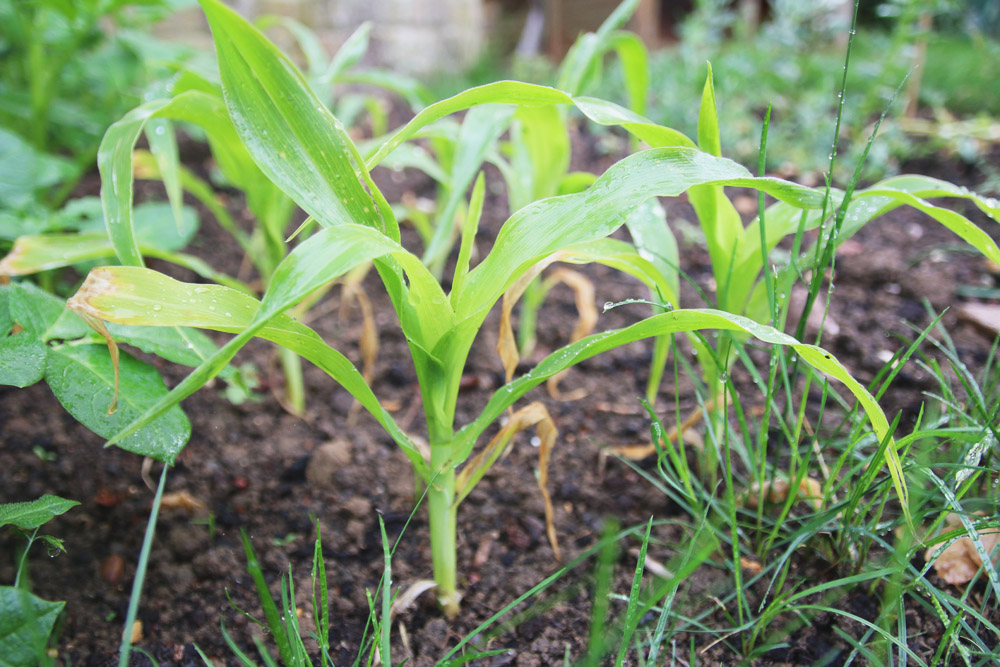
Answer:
66;268;118;320
68;269;122;414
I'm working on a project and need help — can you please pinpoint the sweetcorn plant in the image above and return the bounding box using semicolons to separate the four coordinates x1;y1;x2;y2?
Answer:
69;0;911;616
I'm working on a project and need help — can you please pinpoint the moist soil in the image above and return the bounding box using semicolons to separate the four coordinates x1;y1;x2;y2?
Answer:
2;129;999;666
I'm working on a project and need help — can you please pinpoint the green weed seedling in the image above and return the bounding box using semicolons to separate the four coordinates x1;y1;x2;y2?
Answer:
66;0;910;619
0;494;79;667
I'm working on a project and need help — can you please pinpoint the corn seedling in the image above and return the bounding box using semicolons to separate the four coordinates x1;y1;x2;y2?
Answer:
67;0;923;618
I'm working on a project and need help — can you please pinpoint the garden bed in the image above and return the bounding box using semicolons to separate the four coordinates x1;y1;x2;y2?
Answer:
2;134;999;666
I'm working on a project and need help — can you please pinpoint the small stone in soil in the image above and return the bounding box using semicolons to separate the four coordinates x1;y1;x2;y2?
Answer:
306;439;353;487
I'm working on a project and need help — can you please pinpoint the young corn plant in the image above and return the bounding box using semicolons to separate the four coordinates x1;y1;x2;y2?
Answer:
69;0;906;617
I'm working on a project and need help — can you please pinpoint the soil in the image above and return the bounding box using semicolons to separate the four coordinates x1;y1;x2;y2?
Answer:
2;125;999;667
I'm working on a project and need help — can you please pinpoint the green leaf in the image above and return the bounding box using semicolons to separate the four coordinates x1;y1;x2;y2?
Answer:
0;587;64;667
44;344;191;462
322;21;372;83
198;0;392;237
8;283;86;339
0;128;75;209
0;495;78;530
454;147;821;325
106;324;223;370
556;0;641;96
697;63;721;157
734;176;1000;320
624;198;679;303
607;31;649;116
0;286;11;336
423;104;513;272
0;201;198;276
508;104;570;211
0;334;46;387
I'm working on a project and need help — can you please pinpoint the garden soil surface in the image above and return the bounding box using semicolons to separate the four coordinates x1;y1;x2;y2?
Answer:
2;129;999;666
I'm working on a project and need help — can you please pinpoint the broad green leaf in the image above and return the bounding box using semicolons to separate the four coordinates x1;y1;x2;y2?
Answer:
261;225;450;350
0;587;64;667
8;283;81;338
453;308;906;516
690;63;744;309
697;63;722;158
198;0;393;238
144;119;185;230
0;128;75;209
0;286;10;336
0;495;79;530
624;198;679;303
68;267;425;473
0;334;46;387
451;173;485;304
44;344;190;461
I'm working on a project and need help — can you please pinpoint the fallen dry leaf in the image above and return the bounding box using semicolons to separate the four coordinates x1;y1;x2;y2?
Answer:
740;557;763;574
745;476;824;511
160;490;207;514
456;401;560;560
130;620;143;643
925;513;1000;585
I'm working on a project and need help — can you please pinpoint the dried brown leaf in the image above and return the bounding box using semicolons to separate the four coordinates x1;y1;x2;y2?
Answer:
456;401;561;560
541;268;597;401
160;490;207;514
745;476;824;511
925;513;1000;585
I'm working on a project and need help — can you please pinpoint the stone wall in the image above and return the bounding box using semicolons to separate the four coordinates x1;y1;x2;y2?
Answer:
155;0;485;76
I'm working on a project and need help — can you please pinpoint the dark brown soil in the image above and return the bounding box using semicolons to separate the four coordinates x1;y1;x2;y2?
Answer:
2;129;999;666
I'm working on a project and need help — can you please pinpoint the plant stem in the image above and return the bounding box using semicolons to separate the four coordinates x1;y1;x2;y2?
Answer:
428;442;459;617
278;345;306;416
